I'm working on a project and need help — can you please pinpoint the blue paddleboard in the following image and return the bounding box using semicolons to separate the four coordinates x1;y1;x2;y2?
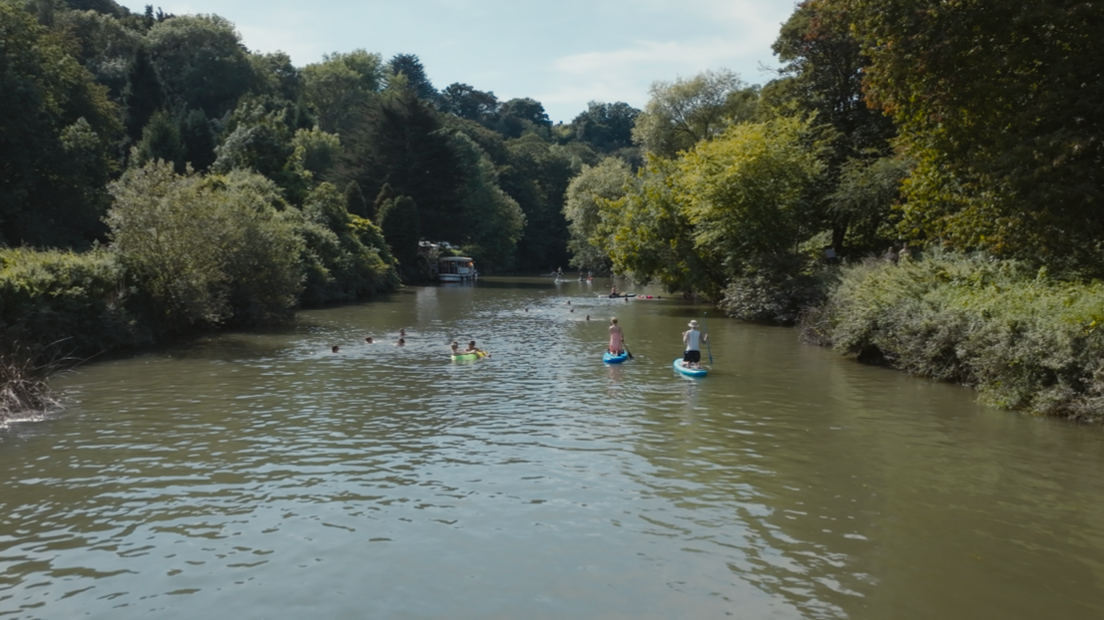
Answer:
603;350;629;364
673;358;707;376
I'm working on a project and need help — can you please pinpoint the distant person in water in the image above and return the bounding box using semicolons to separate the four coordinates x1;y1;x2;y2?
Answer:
396;338;405;346
682;320;708;369
365;336;373;344
463;340;487;356
586;315;590;321
610;285;618;297
450;341;461;355
608;318;624;355
332;345;340;353
399;328;406;337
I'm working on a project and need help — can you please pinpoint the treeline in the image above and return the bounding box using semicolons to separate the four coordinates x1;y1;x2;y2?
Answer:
0;0;643;361
560;0;1103;418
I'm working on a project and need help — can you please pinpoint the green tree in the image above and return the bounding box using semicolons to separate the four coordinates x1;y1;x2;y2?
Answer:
571;101;640;153
448;132;525;271
301;49;383;134
830;0;1104;273
766;0;897;256
674;116;825;291
121;44;163;142
378;195;421;276
631;69;758;158
495;97;552;139
133;109;184;170
438;82;498;122
145;14;256;118
0;1;121;247
387;53;436;101
106;161;304;329
343;181;369;219
498;135;579;270
563;157;632;273
179;108;216;171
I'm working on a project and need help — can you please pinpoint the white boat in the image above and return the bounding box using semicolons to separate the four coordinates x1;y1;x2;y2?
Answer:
437;256;477;282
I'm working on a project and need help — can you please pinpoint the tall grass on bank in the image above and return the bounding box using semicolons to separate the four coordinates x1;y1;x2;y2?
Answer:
801;252;1104;420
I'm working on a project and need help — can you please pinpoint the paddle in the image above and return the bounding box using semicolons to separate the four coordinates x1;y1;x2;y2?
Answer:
701;312;714;365
623;341;634;360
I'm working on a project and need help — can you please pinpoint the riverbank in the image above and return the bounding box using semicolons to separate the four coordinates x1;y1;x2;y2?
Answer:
798;251;1104;421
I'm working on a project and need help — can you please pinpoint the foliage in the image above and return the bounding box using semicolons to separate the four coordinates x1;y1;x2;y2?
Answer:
0;246;142;355
827;155;910;255
132;109;184;171
828;0;1104;274
301;50;383;134
211;99;310;203
563;157;632;273
673;116;826;295
631;69;758;158
0;0;121;247
720;253;829;324
806;250;1104;419
106;161;304;330
447;132;525;272
438;82;498;122
498;135;579;271
571;101;640;153
292;126;342;181
296;182;398;304
55;7;142;99
377;195;421;278
145;14;256;118
387;53;436;102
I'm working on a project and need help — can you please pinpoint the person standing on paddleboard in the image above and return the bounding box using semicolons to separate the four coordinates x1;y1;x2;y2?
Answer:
682;320;707;369
609;318;625;355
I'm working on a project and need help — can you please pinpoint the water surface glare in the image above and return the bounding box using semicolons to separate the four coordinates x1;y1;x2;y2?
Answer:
3;277;1104;619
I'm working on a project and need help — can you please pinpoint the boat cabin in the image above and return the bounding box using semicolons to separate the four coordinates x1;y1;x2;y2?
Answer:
437;256;476;282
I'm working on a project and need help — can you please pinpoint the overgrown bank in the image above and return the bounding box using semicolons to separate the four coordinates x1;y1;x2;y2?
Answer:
797;252;1104;421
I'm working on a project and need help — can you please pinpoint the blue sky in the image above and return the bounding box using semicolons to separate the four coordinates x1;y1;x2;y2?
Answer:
118;0;799;123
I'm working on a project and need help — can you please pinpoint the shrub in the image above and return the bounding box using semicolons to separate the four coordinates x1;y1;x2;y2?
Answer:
806;251;1104;419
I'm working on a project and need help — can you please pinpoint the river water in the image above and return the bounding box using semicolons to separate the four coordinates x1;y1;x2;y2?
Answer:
2;277;1103;619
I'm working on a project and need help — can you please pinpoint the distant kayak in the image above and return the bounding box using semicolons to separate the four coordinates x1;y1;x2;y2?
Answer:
603;350;628;364
673;358;707;377
602;293;636;299
451;351;487;361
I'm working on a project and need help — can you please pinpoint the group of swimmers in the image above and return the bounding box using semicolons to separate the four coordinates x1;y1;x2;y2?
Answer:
331;328;407;353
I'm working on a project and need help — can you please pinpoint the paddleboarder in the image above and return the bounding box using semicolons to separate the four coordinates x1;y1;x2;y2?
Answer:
608;318;625;355
681;320;708;369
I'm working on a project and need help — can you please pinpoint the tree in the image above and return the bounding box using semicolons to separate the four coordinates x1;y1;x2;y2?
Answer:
829;0;1104;273
301;49;384;134
106;161;304;329
674;117;825;291
121;45;163;142
766;0;897;256
438;83;498;122
0;1;120;247
571;101;640;153
179;108;216;172
387;53;436;101
563;157;632;272
498;135;579;270
133;109;184;171
145;14;256;118
377;195;421;276
631;69;758;158
341;88;465;242
343;181;369;219
447;132;525;271
495;97;552;138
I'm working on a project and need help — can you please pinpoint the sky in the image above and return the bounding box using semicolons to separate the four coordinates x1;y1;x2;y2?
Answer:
117;0;799;124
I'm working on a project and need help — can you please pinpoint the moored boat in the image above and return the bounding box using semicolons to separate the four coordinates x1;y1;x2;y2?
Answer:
438;256;477;283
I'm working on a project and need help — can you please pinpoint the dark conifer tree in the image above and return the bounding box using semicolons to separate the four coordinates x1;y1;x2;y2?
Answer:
344;181;369;219
180;109;216;172
123;46;163;142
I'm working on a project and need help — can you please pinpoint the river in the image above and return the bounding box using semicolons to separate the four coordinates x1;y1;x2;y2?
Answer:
2;277;1103;619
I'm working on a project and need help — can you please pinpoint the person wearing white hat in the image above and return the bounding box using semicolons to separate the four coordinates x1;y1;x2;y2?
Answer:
681;319;707;369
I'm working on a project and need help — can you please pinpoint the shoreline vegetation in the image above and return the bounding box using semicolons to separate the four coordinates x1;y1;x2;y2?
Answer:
3;0;1102;423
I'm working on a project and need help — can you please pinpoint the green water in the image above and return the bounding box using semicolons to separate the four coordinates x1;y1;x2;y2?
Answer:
2;277;1103;619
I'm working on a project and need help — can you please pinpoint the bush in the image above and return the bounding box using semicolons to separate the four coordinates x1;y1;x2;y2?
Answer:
805;251;1104;419
0;246;145;355
720;253;830;324
106;161;305;331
